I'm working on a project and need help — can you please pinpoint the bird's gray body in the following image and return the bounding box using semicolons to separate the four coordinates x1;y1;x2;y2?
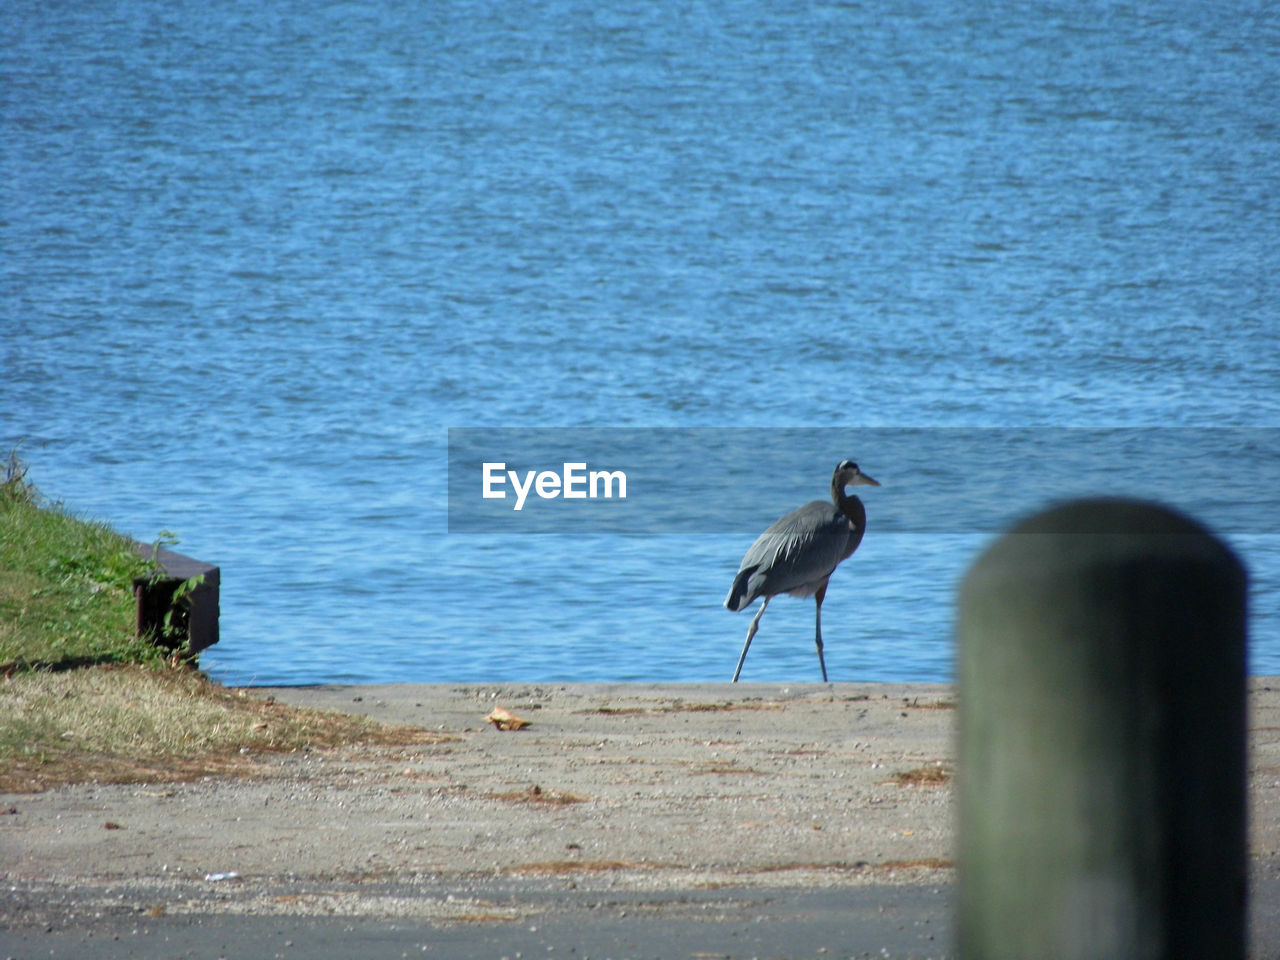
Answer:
725;460;878;682
725;499;865;612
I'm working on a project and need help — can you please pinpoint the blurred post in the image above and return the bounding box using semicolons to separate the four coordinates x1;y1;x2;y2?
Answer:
957;498;1246;959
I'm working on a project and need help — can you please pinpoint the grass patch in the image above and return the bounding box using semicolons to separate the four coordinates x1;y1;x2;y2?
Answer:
900;697;956;710
0;663;442;793
891;764;953;786
1;451;159;670
0;453;434;792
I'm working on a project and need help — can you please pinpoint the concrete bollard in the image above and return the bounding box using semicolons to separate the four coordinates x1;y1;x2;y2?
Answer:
957;498;1247;960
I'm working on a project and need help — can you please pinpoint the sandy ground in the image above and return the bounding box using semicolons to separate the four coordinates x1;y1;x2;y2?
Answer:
3;680;1279;959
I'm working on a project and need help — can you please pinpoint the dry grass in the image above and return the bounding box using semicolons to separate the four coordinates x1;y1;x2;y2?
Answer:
0;664;443;793
487;784;589;805
899;697;956;710
690;763;769;776
891;764;953;786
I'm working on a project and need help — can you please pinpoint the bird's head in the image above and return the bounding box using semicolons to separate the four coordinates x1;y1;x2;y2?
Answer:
834;459;880;489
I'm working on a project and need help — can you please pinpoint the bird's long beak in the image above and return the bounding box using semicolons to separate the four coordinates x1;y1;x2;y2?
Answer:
854;472;880;487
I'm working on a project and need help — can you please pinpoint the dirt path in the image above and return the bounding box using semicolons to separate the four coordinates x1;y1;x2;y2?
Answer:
3;681;1278;958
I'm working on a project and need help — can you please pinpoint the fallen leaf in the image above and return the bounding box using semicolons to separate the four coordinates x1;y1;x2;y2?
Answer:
484;706;531;731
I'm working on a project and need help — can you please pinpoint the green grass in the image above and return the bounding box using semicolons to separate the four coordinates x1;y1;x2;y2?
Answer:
1;451;158;669
0;452;441;792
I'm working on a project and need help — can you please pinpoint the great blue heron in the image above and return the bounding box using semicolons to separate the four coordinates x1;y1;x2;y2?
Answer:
725;460;880;682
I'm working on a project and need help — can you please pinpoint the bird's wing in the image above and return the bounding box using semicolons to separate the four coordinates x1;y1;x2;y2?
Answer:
727;501;856;608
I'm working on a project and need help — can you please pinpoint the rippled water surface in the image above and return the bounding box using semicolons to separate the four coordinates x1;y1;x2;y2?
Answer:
4;0;1278;684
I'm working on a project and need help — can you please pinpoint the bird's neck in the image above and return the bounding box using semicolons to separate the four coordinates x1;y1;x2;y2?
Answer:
835;489;866;530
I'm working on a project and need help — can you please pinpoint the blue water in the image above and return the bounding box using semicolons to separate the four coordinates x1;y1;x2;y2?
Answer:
3;0;1278;685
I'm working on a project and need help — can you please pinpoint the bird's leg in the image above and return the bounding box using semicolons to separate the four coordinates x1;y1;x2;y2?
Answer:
813;584;829;682
732;596;770;682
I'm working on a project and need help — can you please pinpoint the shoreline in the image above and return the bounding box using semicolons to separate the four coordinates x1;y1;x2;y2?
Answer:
3;679;1279;958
